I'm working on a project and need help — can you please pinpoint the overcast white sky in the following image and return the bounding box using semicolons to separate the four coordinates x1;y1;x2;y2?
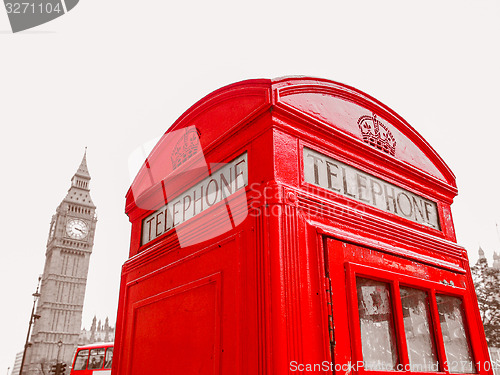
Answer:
1;0;500;372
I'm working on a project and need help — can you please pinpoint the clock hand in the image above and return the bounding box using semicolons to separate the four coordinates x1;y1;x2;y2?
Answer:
75;227;83;233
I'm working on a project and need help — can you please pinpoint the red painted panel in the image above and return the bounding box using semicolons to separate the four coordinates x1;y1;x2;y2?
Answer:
130;275;220;375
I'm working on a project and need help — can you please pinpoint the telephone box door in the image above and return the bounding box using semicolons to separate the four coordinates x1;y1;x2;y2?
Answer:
324;238;484;375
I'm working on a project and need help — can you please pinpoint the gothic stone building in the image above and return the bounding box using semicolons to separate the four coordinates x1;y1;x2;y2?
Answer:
78;316;115;345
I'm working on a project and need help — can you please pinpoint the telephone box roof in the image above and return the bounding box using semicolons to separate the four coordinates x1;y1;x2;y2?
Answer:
127;77;456;208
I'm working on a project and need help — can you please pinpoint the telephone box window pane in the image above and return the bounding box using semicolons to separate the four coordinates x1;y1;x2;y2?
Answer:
73;349;89;371
104;347;113;369
436;295;475;373
356;277;399;371
88;348;105;369
400;287;439;372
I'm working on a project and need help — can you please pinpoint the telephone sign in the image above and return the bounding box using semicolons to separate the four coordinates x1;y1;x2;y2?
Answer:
141;152;248;245
304;147;440;229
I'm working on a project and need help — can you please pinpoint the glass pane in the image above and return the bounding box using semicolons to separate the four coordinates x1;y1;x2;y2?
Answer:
73;349;89;371
356;277;399;371
104;347;113;369
88;348;105;369
436;294;475;373
400;287;439;372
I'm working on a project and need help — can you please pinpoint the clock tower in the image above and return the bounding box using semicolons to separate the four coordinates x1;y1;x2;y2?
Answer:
26;150;97;374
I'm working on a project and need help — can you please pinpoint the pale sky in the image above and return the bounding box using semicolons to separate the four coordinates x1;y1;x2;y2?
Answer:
1;0;500;372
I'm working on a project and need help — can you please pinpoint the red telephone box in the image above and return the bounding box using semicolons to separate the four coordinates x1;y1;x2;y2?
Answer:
113;77;491;375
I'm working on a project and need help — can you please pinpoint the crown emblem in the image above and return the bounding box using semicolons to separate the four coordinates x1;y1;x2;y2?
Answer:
171;127;201;170
357;113;396;156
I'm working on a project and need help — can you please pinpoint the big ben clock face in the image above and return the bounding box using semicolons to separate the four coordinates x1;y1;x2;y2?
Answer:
66;219;89;240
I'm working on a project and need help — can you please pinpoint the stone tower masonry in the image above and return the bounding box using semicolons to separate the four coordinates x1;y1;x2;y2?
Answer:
26;151;97;374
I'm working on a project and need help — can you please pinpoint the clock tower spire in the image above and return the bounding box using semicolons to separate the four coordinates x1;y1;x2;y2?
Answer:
63;148;94;208
70;147;91;190
26;150;98;374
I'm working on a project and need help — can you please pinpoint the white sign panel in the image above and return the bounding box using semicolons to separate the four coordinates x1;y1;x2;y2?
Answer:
142;152;248;245
303;148;440;230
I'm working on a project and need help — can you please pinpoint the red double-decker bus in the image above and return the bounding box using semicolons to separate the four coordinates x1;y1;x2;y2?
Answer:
70;342;113;375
